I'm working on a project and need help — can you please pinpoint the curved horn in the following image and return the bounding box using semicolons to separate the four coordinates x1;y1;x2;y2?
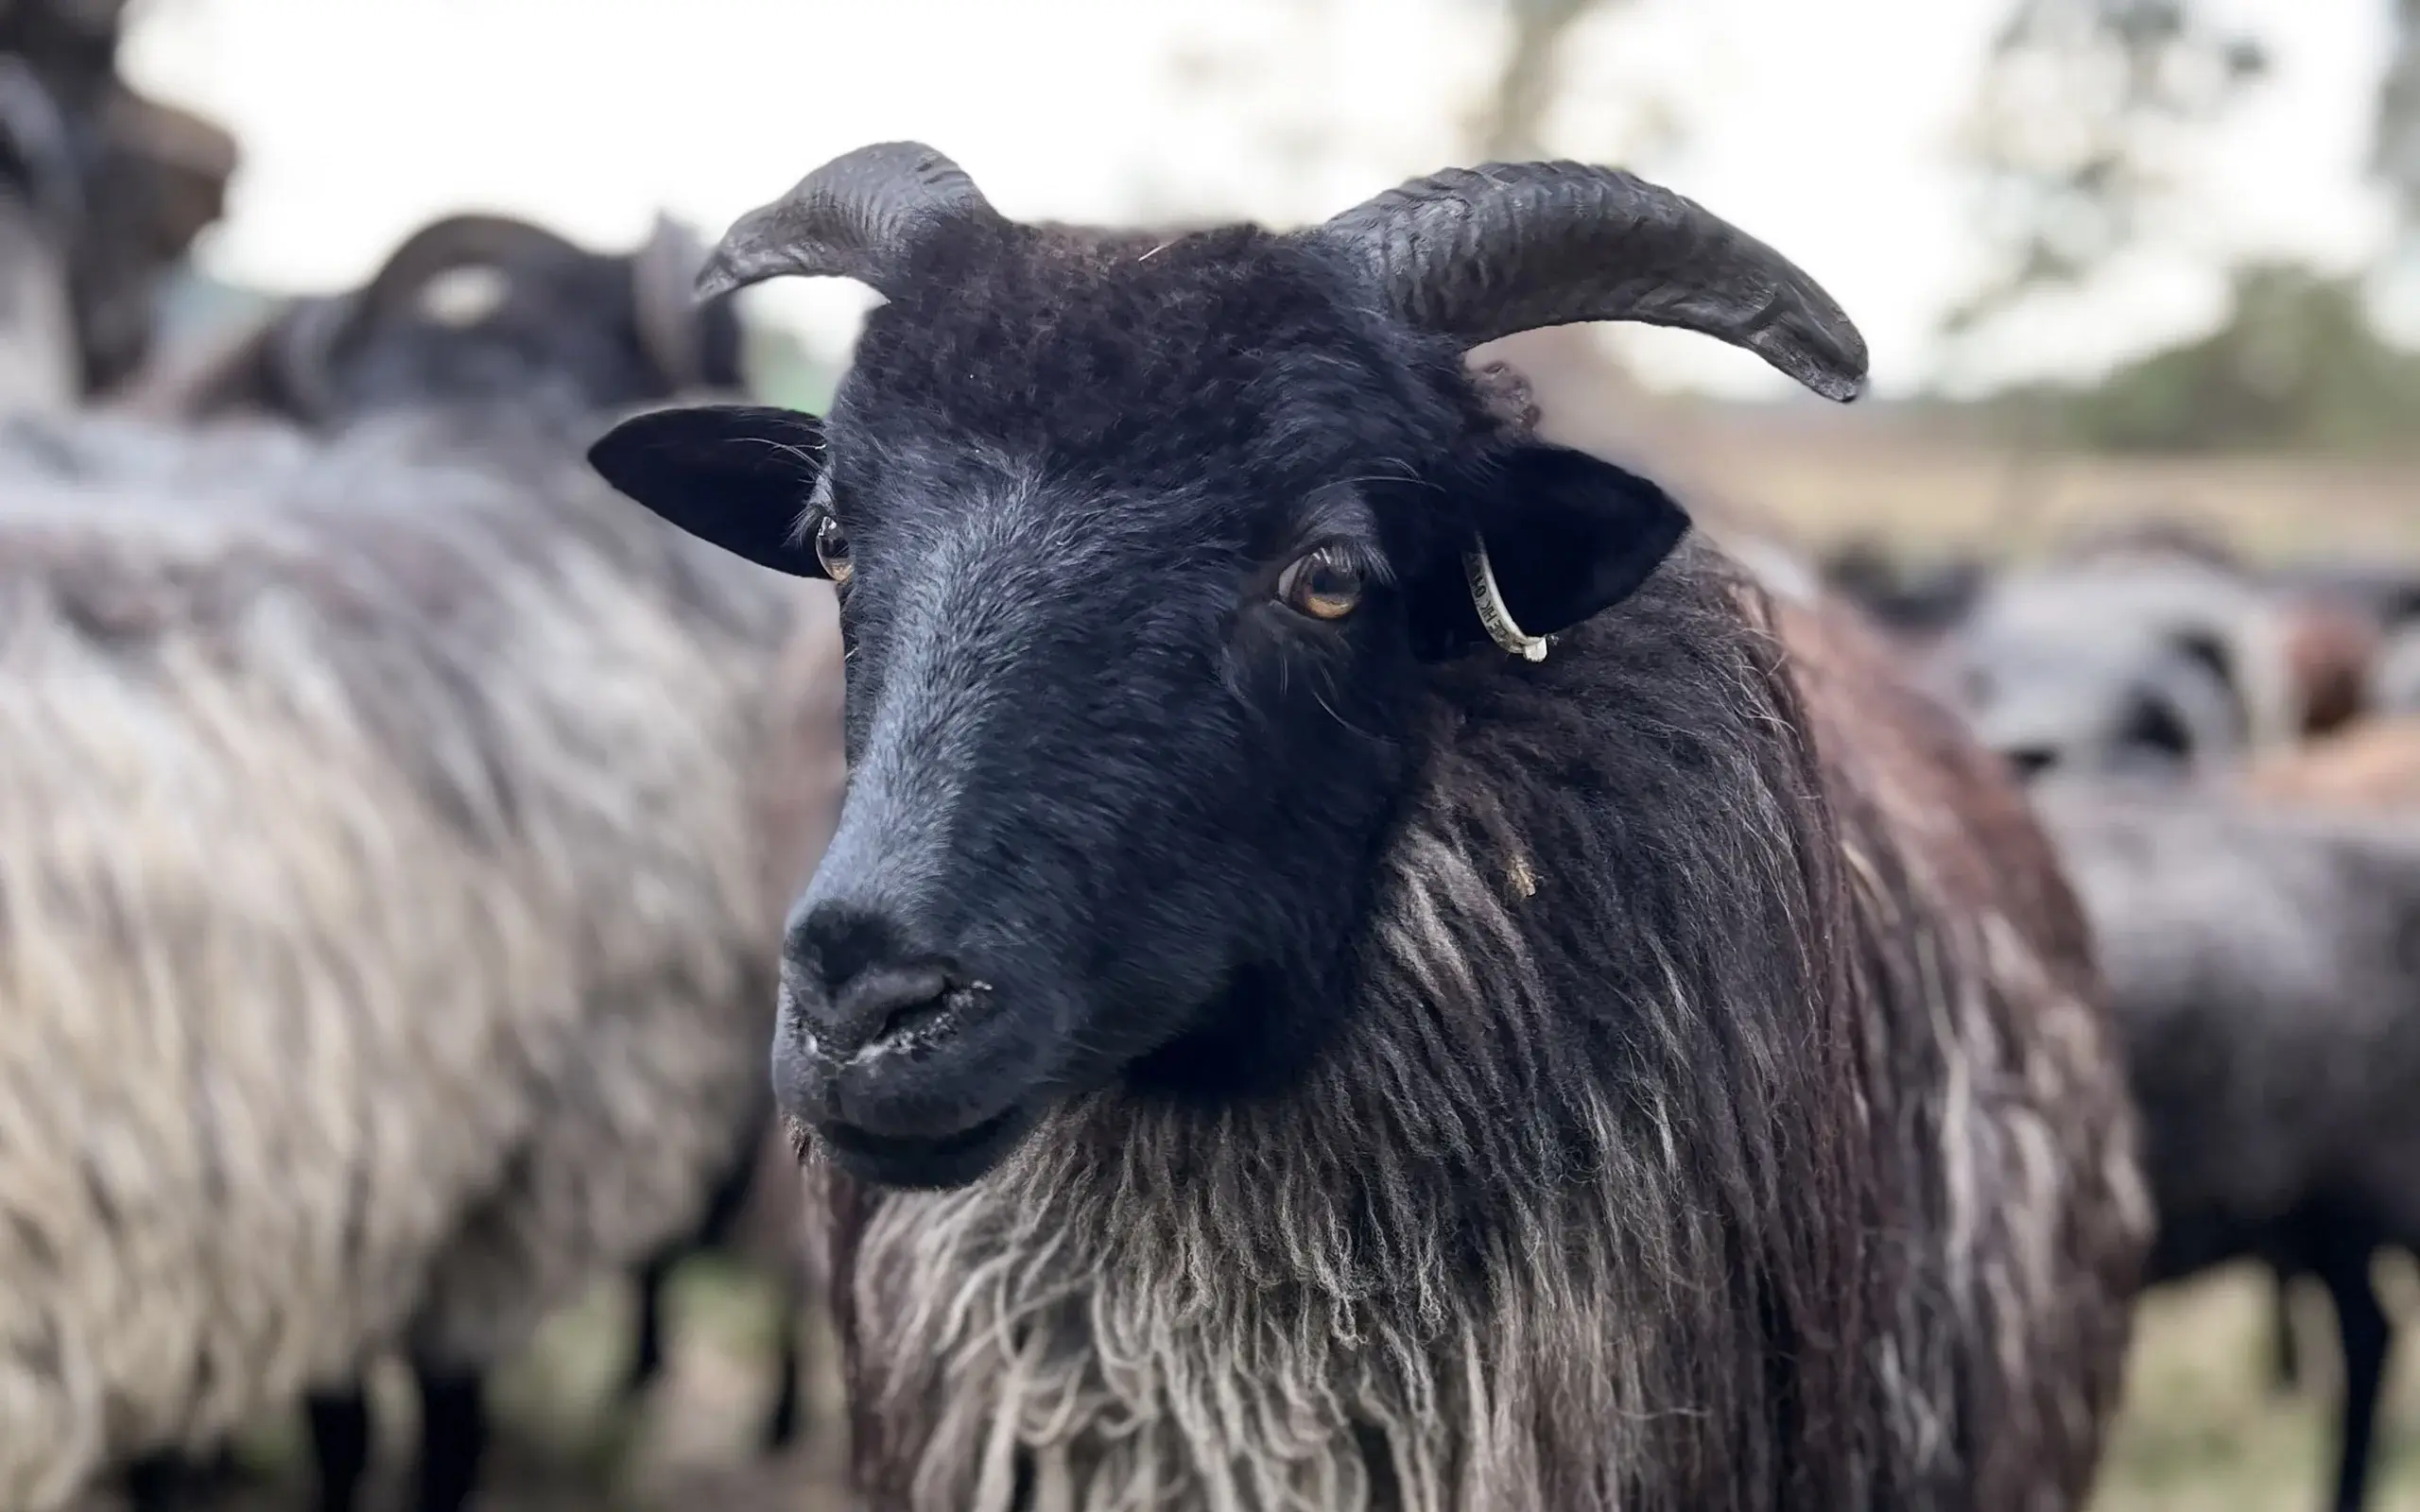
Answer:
695;140;1001;301
1320;161;1868;403
293;212;587;390
631;212;710;390
346;213;588;333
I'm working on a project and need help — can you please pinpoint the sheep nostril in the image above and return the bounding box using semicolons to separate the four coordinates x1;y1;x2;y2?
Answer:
799;962;986;1058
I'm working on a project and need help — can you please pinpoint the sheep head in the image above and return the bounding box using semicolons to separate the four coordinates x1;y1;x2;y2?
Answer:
592;142;1866;1190
125;212;744;426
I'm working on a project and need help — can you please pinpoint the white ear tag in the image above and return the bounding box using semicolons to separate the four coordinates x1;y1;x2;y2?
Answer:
1463;536;1549;662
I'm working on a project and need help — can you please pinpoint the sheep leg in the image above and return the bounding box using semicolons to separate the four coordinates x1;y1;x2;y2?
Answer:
305;1384;372;1512
126;1444;249;1509
2269;1262;2304;1393
763;1299;804;1452
122;1452;199;1512
2320;1243;2393;1512
412;1366;486;1512
626;1246;677;1399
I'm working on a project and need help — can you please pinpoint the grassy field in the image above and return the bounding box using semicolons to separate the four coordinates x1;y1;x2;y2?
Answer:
1692;422;2420;564
1476;330;2420;564
166;1251;2414;1511
2096;1261;2420;1511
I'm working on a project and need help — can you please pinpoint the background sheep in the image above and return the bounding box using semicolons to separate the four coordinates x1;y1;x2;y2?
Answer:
2034;782;2420;1512
2372;625;2420;719
132;207;846;1500
1926;546;2322;778
595;142;2146;1511
0;208;840;1512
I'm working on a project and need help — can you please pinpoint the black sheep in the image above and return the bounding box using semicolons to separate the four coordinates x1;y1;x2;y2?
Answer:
592;142;2149;1510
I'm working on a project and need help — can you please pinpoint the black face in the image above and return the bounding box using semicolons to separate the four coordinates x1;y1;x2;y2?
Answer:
593;224;1685;1188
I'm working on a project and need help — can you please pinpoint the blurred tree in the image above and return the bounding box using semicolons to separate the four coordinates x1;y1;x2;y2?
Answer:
2034;262;2420;452
1471;0;1628;160
1946;0;2268;341
2377;0;2420;236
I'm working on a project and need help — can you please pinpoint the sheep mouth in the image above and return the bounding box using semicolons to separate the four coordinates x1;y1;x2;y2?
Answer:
814;1102;1033;1189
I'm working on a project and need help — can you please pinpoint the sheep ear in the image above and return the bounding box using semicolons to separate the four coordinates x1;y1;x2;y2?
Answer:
1411;443;1689;662
589;404;830;576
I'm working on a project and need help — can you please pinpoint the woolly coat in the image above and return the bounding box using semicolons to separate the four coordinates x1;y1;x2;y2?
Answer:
0;404;815;1507
808;551;2148;1512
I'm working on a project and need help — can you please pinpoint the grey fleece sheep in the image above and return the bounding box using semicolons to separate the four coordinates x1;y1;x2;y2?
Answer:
0;213;838;1505
1927;550;2307;778
120;211;841;1512
0;404;811;1510
2035;781;2420;1512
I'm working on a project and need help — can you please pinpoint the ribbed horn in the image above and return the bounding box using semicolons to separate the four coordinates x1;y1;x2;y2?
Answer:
695;140;1001;301
1320;161;1868;402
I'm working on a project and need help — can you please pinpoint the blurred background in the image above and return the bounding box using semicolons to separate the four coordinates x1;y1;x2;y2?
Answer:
12;0;2420;1508
115;0;2420;559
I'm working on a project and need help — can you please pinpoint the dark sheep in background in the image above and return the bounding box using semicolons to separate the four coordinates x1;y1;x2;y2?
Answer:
2035;781;2420;1512
1819;535;1992;644
1921;518;2409;1412
594;141;2146;1511
123;210;741;428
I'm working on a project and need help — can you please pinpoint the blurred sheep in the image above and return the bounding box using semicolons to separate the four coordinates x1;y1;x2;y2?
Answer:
0;212;841;1512
1927;524;2380;780
2037;782;2420;1512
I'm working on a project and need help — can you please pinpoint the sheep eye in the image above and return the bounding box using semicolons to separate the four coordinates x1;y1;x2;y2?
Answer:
1276;547;1362;622
814;516;854;584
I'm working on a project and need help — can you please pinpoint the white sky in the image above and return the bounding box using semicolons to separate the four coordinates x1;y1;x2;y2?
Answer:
120;0;2399;398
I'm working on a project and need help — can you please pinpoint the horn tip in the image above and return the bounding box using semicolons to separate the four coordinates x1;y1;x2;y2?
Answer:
694;257;742;301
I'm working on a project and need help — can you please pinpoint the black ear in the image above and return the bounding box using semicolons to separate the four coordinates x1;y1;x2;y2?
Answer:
588;404;830;576
1411;443;1690;662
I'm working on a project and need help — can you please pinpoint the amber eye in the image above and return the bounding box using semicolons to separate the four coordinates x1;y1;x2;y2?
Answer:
813;516;853;584
1276;547;1364;622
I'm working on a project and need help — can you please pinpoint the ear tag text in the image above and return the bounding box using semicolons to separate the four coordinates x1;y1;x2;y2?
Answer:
1464;537;1549;662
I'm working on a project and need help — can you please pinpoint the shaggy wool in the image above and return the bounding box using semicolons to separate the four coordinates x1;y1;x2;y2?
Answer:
0;404;815;1506
810;555;2148;1512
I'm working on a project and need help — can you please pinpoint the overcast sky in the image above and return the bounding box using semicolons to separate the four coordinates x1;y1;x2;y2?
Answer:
121;0;2400;398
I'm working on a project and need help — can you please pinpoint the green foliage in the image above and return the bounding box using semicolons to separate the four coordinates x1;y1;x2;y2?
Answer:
2031;263;2420;454
742;320;838;412
1469;0;1625;160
